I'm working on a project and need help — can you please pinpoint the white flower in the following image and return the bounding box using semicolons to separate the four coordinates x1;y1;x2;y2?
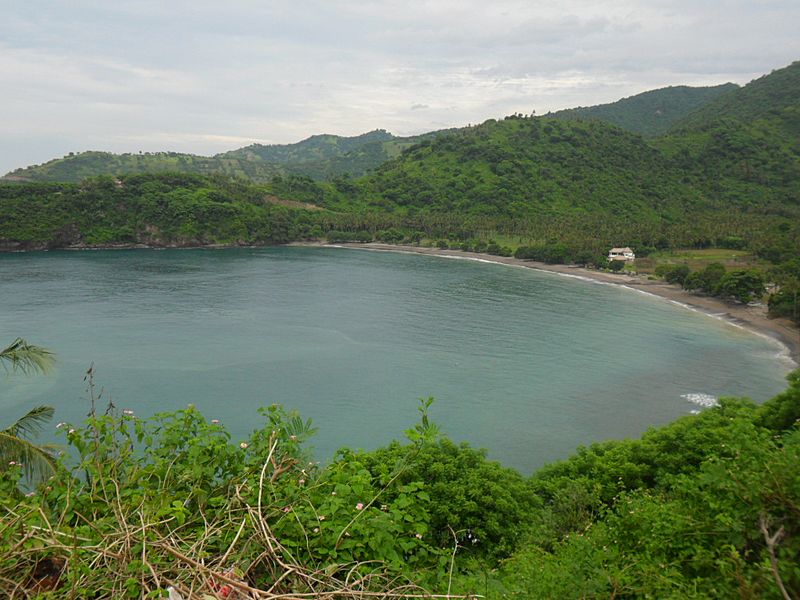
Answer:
240;442;248;449
68;428;76;434
415;533;423;539
8;461;15;466
211;419;220;424
56;422;66;429
122;409;134;416
318;515;326;521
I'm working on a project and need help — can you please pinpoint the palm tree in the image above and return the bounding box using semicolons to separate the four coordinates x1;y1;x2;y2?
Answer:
1;338;55;374
1;338;57;483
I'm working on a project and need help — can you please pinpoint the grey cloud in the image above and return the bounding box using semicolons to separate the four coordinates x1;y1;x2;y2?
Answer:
1;1;798;173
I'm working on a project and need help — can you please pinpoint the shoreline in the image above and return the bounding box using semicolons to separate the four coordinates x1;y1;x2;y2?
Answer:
296;241;799;369
4;239;797;367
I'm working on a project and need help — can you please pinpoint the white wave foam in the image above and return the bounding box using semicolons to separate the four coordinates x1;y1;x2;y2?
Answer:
681;393;719;408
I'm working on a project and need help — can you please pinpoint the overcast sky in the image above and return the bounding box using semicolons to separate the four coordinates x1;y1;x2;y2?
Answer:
1;1;798;174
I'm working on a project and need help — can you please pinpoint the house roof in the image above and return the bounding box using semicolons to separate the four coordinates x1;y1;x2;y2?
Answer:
609;247;634;253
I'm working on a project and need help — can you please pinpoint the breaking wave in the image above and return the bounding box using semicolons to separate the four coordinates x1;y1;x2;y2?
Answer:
681;393;720;408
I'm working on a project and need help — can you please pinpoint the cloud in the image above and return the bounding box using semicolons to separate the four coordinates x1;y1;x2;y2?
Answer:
1;1;799;173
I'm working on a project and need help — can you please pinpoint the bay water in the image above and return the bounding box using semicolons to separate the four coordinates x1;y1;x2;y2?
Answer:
0;247;792;473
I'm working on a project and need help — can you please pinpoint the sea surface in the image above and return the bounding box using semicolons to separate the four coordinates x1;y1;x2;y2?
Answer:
0;247;792;473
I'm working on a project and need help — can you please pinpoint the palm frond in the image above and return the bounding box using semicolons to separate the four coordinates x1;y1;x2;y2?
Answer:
286;415;318;440
0;431;56;483
3;406;55;440
0;338;55;375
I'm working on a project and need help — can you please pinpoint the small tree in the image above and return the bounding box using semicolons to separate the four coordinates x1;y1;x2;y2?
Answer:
608;260;626;272
716;270;766;304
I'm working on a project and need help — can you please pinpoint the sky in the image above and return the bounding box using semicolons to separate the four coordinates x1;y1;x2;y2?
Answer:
1;1;799;174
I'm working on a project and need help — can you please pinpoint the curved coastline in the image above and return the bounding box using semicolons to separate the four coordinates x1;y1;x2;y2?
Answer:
6;239;797;367
295;241;799;369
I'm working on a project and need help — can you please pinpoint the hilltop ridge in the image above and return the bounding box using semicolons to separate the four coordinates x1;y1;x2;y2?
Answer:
550;82;738;137
2;79;749;183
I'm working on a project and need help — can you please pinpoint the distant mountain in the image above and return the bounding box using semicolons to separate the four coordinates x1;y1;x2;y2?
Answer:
2;130;445;184
220;129;445;180
2;62;798;263
315;61;800;223
656;61;800;210
4;61;798;228
1;85;735;184
550;83;739;137
0;151;282;184
672;61;800;127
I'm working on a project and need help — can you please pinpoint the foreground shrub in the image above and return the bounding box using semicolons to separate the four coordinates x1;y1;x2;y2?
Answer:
0;402;457;598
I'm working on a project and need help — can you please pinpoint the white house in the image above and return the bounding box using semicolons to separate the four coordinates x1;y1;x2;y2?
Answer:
608;247;636;262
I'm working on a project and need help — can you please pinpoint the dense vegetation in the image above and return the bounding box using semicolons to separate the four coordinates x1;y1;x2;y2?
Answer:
550;83;738;137
656;61;800;212
0;174;306;250
2;369;798;598
2;60;800;597
221;129;446;180
1;151;282;185
2;130;445;184
327;116;699;219
0;79;756;185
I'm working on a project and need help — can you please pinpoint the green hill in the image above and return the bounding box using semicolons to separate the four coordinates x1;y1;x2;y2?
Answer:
550;82;738;137
311;61;800;225
0;173;315;251
1;150;282;184
2;61;798;263
673;61;800;126
2;130;445;184
656;61;800;211
221;128;446;179
323;116;698;221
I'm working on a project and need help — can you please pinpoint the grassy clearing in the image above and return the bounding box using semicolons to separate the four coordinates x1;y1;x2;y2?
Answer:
636;248;765;274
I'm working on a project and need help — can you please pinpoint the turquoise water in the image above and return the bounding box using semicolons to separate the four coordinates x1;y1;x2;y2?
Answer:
0;247;792;473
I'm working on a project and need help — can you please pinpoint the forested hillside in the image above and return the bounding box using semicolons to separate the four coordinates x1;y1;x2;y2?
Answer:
2;130;444;184
322;116;698;219
0;174;305;250
221;129;444;180
1;81;737;184
1;61;798;266
550;82;738;137
656;61;800;213
321;62;799;221
1;151;282;184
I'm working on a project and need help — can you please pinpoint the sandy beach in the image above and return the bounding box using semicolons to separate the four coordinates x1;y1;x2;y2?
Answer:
299;242;800;368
